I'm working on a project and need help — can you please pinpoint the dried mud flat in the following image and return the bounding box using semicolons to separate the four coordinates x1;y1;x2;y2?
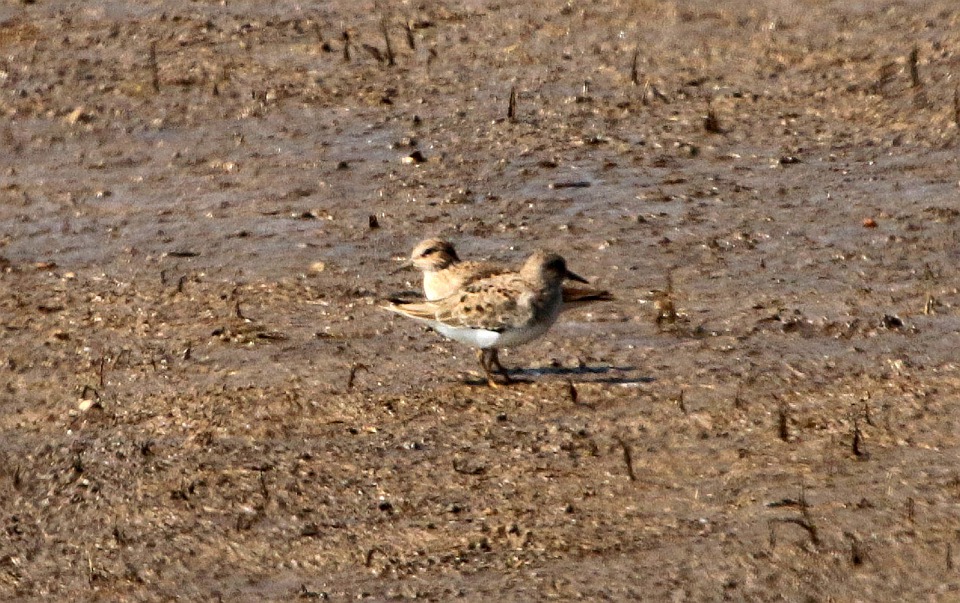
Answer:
2;0;960;600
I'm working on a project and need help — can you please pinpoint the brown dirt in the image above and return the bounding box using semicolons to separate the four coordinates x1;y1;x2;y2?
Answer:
2;0;960;600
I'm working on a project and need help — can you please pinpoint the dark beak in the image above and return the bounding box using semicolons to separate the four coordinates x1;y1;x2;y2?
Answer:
389;259;414;275
564;268;589;284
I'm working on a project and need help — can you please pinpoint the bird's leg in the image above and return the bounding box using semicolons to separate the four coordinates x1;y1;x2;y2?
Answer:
477;348;489;372
477;349;500;387
488;349;514;384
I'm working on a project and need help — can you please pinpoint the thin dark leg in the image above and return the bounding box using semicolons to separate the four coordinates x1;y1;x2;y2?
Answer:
477;349;499;388
487;349;513;383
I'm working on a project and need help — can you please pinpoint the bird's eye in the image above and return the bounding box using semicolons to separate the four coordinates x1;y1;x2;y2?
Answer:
424;247;439;255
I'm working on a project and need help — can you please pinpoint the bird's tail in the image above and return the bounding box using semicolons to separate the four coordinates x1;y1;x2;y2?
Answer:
381;300;440;320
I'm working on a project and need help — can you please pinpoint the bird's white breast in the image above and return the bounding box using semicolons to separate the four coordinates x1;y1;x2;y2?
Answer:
429;296;561;350
423;273;449;301
433;323;503;348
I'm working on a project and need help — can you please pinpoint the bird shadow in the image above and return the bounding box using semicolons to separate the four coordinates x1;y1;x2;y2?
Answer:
518;364;653;385
459;365;652;387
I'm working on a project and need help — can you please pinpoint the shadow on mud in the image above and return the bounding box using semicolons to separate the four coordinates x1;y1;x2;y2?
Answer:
518;364;653;385
456;365;651;386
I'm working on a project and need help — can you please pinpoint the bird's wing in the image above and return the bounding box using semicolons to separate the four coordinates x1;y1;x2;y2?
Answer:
433;276;537;331
386;275;536;332
457;261;511;284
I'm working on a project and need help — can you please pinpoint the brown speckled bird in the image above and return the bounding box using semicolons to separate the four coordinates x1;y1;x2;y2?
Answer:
386;250;592;386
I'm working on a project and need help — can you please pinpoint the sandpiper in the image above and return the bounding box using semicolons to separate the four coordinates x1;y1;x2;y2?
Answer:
385;250;589;386
405;238;611;376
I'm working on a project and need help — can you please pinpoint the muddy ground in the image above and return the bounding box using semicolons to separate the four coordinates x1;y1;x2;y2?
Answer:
2;0;960;600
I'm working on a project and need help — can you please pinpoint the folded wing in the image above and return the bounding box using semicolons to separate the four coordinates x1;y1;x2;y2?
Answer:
386;275;536;333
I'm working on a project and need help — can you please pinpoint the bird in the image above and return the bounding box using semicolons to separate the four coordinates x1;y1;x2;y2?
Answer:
403;238;613;377
408;238;502;300
384;250;589;386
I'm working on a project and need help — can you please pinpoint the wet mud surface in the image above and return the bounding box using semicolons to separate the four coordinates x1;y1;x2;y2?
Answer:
2;0;960;600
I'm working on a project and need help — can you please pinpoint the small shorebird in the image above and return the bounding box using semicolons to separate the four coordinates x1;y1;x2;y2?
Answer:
408;238;502;301
404;238;612;379
385;250;589;386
